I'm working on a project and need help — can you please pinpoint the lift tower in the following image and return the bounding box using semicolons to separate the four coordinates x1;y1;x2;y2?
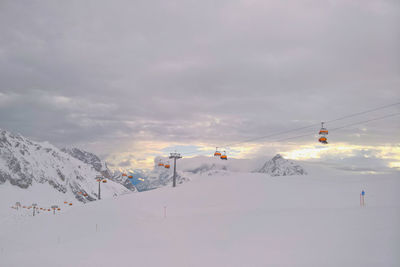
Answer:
169;152;182;187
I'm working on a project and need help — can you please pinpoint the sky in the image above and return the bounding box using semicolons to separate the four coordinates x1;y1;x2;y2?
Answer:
0;0;399;172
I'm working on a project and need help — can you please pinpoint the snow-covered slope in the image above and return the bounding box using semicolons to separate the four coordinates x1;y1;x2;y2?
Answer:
0;129;130;203
254;154;307;176
0;167;398;267
62;147;136;191
61;147;107;174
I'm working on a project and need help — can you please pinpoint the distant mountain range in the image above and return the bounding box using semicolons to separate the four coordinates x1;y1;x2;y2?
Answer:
0;129;307;202
169;154;307;177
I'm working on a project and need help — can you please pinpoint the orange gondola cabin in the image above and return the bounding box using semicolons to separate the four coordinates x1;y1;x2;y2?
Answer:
220;151;228;160
318;122;328;144
214;147;222;157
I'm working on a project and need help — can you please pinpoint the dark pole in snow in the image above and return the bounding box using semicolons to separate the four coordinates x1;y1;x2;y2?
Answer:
51;205;58;215
173;157;177;187
169;152;182;187
96;175;102;200
32;203;37;216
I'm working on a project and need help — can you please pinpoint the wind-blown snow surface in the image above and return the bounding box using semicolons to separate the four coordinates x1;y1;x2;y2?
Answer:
0;166;399;267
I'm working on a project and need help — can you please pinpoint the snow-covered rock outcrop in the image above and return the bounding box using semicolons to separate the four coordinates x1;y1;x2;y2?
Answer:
0;129;131;202
62;147;136;191
254;154;307;176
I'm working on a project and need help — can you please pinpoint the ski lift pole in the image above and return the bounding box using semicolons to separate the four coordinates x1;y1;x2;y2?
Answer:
32;203;37;216
51;205;59;215
96;175;102;200
169;152;182;187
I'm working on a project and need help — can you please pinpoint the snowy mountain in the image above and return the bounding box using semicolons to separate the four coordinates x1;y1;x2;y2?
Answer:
254;154;307;176
61;147;108;174
0;129;131;202
62;147;137;191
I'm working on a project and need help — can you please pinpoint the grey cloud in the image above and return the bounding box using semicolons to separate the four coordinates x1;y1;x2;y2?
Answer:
0;0;399;167
118;160;131;167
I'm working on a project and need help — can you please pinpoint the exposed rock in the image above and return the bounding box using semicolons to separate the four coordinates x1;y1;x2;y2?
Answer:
0;129;130;202
254;154;307;176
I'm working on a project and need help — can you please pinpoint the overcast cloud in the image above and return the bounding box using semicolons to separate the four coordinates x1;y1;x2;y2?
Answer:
0;0;399;170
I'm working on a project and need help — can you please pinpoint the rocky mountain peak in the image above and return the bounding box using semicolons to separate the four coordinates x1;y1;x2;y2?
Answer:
254;154;307;176
0;129;131;202
272;154;283;161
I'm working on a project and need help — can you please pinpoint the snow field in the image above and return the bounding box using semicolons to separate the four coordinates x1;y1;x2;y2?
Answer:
0;171;399;267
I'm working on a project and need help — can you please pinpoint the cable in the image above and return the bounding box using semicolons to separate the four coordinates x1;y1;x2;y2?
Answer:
329;112;400;132
176;101;400;156
223;101;400;148
223;123;320;147
326;102;400;124
274;112;400;143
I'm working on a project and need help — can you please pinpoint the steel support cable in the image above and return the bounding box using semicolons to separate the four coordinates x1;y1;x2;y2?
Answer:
273;112;400;143
222;101;400;148
177;102;400;156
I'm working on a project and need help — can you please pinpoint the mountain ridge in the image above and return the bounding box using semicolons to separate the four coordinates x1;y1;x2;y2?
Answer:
0;129;130;202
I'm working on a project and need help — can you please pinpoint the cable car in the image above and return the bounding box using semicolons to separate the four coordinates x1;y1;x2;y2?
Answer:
158;161;164;167
122;173;127;177
318;122;328;144
102;180;107;183
69;203;73;206
128;175;133;178
214;147;222;157
319;137;328;143
220;151;228;160
164;162;170;169
319;129;328;135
